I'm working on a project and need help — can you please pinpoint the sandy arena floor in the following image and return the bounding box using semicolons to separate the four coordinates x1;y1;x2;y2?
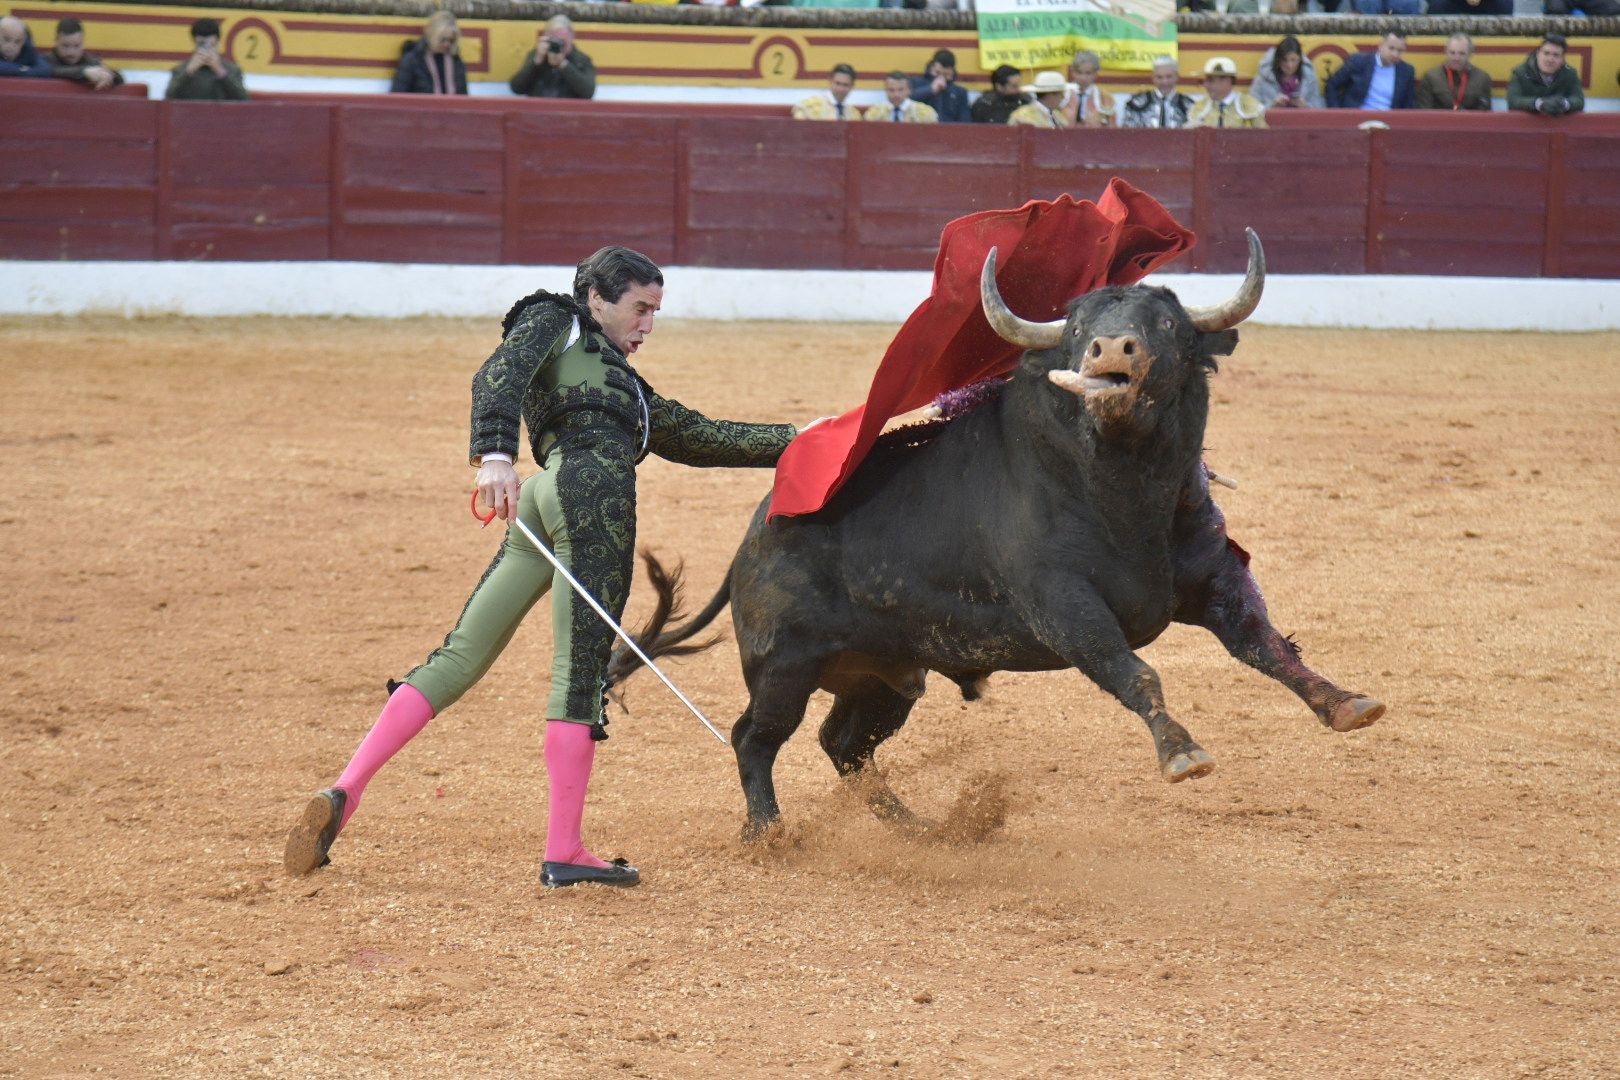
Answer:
1;314;1617;1078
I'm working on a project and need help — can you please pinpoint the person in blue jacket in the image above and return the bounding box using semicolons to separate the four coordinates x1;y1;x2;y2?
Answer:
908;49;971;123
1325;30;1416;110
0;16;54;78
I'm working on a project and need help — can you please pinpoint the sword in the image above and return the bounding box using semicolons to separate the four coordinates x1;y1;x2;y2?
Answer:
471;492;728;745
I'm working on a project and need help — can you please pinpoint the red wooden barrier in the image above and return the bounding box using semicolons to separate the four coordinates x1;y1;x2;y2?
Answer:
0;77;148;98
2;95;1617;278
0;97;157;259
161;101;330;260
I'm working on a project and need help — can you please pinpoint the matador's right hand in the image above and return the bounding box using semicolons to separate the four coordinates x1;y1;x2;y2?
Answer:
475;458;521;522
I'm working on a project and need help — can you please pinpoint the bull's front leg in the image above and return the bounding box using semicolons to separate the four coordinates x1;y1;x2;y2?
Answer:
1025;598;1215;783
1172;491;1385;733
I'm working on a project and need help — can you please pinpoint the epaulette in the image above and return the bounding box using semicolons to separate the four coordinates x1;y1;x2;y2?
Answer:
501;289;606;352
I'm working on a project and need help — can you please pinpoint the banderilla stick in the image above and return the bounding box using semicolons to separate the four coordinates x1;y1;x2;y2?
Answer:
472;491;728;745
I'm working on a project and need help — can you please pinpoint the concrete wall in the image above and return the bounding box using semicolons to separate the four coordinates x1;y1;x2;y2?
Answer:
5;260;1617;331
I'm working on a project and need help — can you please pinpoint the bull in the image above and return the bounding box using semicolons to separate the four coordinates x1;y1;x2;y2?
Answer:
619;231;1384;839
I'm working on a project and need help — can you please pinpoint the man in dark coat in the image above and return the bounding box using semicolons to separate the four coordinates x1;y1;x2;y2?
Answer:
908;48;971;123
970;65;1027;124
165;18;248;100
509;14;594;100
45;18;123;90
1506;33;1585;116
1415;33;1492;111
0;15;53;77
1325;30;1415;110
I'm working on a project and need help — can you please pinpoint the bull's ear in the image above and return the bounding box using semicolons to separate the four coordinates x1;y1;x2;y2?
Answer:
1199;329;1239;358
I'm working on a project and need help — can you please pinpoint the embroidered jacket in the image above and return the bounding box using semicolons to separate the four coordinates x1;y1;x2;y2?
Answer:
469;293;797;469
1186;92;1268;129
1122;90;1196;129
792;91;857;121
863;99;939;123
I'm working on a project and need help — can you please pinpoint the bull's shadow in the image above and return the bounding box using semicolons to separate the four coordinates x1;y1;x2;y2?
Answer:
616;231;1384;843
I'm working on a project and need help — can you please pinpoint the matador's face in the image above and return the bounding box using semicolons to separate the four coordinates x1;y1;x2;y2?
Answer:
591;281;662;356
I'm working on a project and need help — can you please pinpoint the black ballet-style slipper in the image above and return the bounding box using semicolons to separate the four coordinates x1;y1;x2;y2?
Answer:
540;857;640;889
283;787;347;875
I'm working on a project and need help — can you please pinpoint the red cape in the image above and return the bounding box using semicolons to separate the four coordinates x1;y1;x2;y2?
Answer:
768;179;1195;520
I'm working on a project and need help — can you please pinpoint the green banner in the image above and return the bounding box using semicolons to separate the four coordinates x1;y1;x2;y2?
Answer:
976;0;1177;74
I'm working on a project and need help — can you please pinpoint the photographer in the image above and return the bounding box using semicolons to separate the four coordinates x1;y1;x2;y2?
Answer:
1507;34;1584;117
165;17;247;101
508;14;594;100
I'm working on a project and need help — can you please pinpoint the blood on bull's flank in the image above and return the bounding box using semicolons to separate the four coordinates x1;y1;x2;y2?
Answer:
613;230;1386;842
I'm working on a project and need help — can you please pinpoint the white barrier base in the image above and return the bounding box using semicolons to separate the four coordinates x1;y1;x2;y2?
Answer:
3;261;1616;331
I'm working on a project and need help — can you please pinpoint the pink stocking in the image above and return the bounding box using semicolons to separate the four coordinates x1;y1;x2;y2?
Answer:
543;720;609;868
333;683;435;830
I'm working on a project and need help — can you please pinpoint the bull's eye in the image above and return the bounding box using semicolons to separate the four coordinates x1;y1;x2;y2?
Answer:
1162;317;1174;330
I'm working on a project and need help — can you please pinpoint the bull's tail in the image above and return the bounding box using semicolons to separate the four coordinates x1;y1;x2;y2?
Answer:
604;550;732;699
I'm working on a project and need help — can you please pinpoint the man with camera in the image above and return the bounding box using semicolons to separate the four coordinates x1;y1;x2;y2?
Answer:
165;17;247;101
509;14;595;100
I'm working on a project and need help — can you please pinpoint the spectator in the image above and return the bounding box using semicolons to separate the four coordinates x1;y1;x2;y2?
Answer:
1187;57;1267;129
1544;0;1618;13
1007;71;1072;129
1507;33;1585;116
908;48;970;123
45;18;123;90
1067;50;1115;127
1353;0;1422;13
0;15;52;78
866;70;939;122
792;63;858;120
1415;34;1493;111
1121;56;1195;129
165;18;248;101
392;11;466;95
1250;36;1323;113
1325;31;1415;111
509;15;595;100
971;65;1026;124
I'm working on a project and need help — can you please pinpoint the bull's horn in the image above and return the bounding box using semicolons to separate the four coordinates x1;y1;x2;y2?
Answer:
1185;229;1266;332
981;248;1064;350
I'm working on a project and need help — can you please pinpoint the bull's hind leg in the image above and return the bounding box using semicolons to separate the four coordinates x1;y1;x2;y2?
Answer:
818;679;925;831
733;658;824;843
1173;497;1385;732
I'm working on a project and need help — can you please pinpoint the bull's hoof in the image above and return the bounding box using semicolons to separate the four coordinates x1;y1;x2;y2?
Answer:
739;817;783;847
1330;696;1386;732
1161;748;1217;783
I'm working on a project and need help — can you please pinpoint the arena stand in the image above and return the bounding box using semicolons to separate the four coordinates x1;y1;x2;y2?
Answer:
2;2;1617;326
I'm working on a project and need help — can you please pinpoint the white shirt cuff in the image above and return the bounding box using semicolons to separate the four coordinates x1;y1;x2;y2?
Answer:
476;452;514;466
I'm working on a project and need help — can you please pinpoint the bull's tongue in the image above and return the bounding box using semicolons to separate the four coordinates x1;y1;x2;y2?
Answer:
1082;371;1131;393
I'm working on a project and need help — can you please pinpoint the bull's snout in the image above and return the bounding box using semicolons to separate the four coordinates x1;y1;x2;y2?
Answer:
1047;334;1148;397
1080;335;1143;393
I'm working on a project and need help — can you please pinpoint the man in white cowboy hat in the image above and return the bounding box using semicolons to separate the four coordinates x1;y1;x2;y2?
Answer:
1008;71;1074;128
1188;56;1267;129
